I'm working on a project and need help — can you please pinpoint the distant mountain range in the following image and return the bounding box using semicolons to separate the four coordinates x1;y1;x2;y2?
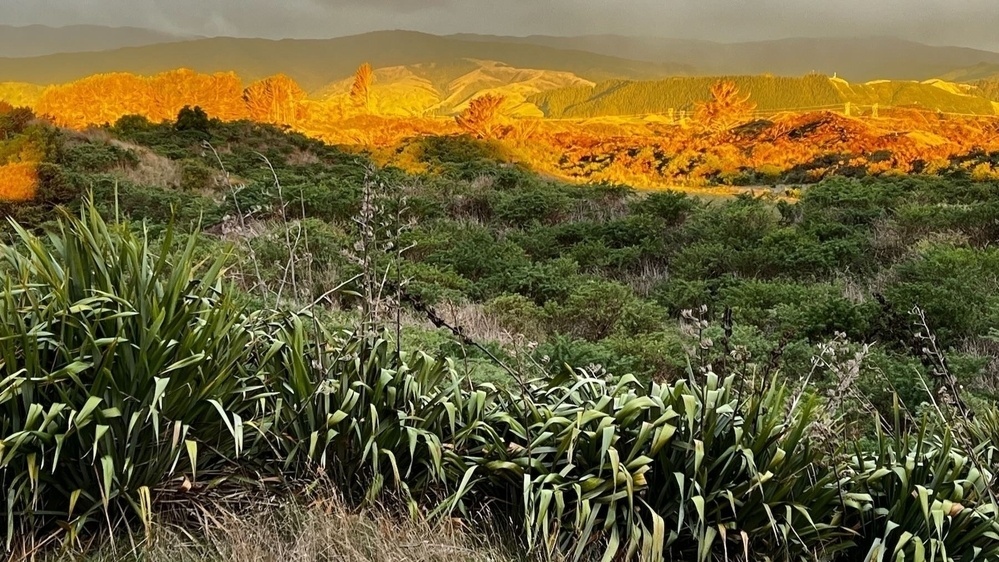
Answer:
1;27;998;119
0;31;684;91
3;27;999;87
0;25;196;58
449;34;999;83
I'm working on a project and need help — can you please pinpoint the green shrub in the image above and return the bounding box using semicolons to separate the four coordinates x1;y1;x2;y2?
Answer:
499;257;581;305
484;293;546;340
631;190;698;224
545;279;637;341
467;371;853;561
493;187;570;227
90;178;222;230
174;105;211;137
886;246;999;347
253;324;465;503
60;142;138;174
179;158;215;191
652;279;714;315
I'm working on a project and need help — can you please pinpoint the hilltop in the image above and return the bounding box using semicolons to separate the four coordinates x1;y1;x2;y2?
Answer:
941;62;999;83
0;24;194;58
319;60;594;117
0;31;685;92
0;82;44;107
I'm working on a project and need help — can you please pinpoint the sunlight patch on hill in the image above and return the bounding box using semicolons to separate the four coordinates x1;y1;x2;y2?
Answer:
439;60;593;117
0;82;45;107
323;66;442;117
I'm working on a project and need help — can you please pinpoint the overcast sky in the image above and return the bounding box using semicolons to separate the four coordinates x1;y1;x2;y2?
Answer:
3;0;998;51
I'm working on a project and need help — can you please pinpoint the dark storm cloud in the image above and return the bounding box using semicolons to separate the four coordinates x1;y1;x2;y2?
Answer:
2;0;997;51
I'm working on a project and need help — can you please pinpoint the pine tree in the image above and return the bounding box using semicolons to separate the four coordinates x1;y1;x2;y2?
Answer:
350;63;374;113
455;94;508;139
694;80;756;132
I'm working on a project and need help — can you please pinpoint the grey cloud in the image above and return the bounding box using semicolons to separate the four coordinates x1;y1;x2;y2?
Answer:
1;0;997;51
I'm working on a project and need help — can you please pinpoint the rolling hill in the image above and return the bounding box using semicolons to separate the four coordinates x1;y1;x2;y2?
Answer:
0;82;45;107
975;79;999;103
0;31;687;93
320;60;594;117
450;34;999;83
831;77;997;114
530;75;999;119
0;25;195;58
940;63;999;83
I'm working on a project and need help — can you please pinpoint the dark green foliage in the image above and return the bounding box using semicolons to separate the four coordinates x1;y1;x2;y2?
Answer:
885;246;999;347
179;158;215;191
546;279;643;340
417;134;507;167
493;187;571;227
0;106;35;137
174;105;211;137
90;177;221;230
719;280;875;340
59;141;138;174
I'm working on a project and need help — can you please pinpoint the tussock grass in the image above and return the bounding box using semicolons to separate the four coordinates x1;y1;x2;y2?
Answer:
41;496;522;562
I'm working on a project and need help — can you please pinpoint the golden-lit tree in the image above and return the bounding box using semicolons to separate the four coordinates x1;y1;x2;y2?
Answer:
694;80;756;132
456;94;509;139
350;63;375;113
36;73;149;128
243;74;307;126
33;69;249;127
149;69;245;122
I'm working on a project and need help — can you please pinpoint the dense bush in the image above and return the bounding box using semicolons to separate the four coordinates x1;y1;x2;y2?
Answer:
2;201;999;562
6;120;999;405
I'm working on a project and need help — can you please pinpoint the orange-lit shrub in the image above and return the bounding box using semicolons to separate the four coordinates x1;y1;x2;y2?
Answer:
0;162;39;201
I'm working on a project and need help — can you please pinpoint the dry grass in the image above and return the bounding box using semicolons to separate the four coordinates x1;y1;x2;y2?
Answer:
433;300;526;347
960;335;999;396
620;261;670;298
111;141;182;189
838;269;895;304
286;148;321;166
34;496;523;562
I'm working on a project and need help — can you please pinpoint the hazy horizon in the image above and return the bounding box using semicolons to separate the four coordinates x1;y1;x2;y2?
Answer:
2;0;998;52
